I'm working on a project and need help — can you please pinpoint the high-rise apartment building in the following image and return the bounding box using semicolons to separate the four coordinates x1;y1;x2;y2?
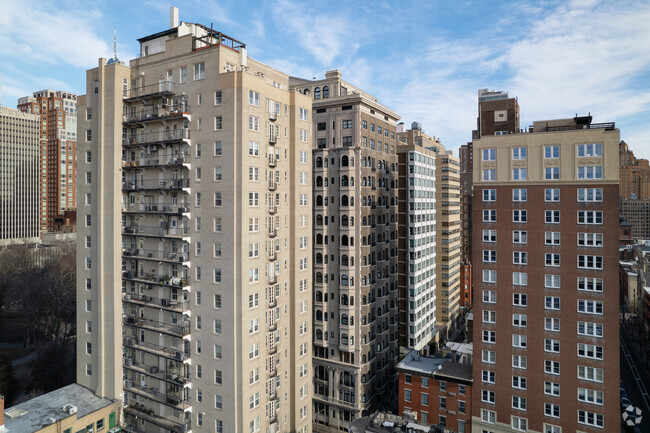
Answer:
18;90;78;233
471;115;620;433
289;71;401;431
0;107;40;245
77;8;312;433
397;144;437;350
619;140;650;239
397;126;462;337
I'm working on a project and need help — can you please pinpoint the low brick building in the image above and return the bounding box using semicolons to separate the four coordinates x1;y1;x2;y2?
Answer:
397;351;473;433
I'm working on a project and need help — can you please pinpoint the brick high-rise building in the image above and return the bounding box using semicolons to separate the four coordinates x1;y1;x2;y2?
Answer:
289;71;402;431
471;115;620;433
18;90;78;233
77;8;312;433
0;107;40;245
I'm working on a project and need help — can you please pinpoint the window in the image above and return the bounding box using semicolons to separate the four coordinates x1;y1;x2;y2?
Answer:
249;392;260;409
513;293;527;306
483;250;496;263
483;310;496;324
577;142;602;157
578;365;604;382
482;350;496;364
214;268;222;283
578;388;604;405
248;192;259;206
512;376;527;390
481;409;496;424
404;389;411;402
483;330;496;344
513;272;527;286
545;253;560;267
179;67;187;83
422;393;429;405
512;147;527;160
483;290;496;303
544;274;560;289
458;400;466;414
544;145;559;159
342;120;352;128
545;296;560;310
512;334;527;348
544;403;560;418
545;339;560;353
483;148;496;161
483;210;497;222
248;90;259;106
545;210;560;224
545;232;560;245
545;381;560;396
513;252;527;265
512;168;527;180
404;374;411;384
513;313;527;327
483;169;496;181
577;210;603;224
459;384;466;395
214;344;222;359
578;343;603;360
483;270;497;284
578;255;603;270
578;299;603;315
214;116;223;131
545;188;560;201
578;188;602;202
483;229;496;242
578;165;603;179
512;354;527;369
482;390;495;404
214;90;222;105
214;141;222;156
578;410;604;428
513;230;527;244
482;370;495;383
578;321;603;337
545;318;560;332
512;189;527;201
545;167;560;180
214;192;222;206
248;243;259;258
85;172;92;184
193;62;205;80
512;396;527;411
248;116;259;131
483;189;496;201
299;108;308;120
248;343;259;359
215;394;223;410
513;210;527;223
578;232;603;247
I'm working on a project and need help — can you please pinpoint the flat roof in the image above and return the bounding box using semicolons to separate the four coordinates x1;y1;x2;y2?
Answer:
4;384;116;433
396;351;473;382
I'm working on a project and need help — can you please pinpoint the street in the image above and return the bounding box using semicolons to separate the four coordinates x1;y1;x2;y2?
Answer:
620;319;650;432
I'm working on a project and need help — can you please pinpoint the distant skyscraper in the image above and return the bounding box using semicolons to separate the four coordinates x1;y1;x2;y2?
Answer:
619;140;650;239
78;8;312;433
18;90;78;233
472;114;620;433
0;107;39;245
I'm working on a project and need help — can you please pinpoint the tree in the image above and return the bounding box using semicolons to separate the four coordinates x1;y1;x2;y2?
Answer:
0;354;19;405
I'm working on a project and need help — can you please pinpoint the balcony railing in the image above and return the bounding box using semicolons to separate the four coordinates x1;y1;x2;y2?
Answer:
268;155;277;168
123;153;190;169
122;203;190;215
124;81;175;101
123;292;190;311
268;178;277;191
269;225;277;238
122;178;190;191
123;357;188;385
122;248;189;263
122;270;189;288
123;104;190;125
268;248;277;261
123;337;189;361
124;380;191;410
123;314;190;337
268;273;277;285
123;129;190;147
123;405;191;433
122;224;189;238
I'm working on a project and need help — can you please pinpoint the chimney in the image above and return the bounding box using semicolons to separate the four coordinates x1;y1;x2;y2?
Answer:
170;7;179;29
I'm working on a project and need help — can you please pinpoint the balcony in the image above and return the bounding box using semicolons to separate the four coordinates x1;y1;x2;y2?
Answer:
122;224;189;239
268;155;277;168
269;111;277;121
123;314;190;337
268;203;277;215
122;203;190;215
124;81;175;102
268;343;277;356
268;178;277;191
122;178;190;192
268;320;277;332
268;248;277;261
123;104;190;125
269;225;277;238
123;129;190;147
122;248;189;264
269;133;277;144
123;380;191;410
123;405;191;433
123;337;190;362
268;273;277;285
267;295;277;308
123;153;190;169
123;357;189;386
123;292;190;312
122;270;189;288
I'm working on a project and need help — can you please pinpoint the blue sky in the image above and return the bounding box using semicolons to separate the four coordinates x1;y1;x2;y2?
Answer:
1;0;649;158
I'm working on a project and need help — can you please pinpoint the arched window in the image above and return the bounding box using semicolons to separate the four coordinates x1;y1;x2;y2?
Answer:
341;155;349;166
350;296;354;305
341;235;349;246
316;253;323;264
361;177;367;186
314;87;321;100
324;196;328;206
350;316;354;325
341;334;348;345
341;274;349;286
350;236;354;246
316;291;322;301
350;256;355;266
350;217;354;226
362;355;367;363
316;214;323;226
341;255;349;266
350;176;355;186
315;272;323;283
316;157;323;167
315;329;322;340
316;195;323;206
316;310;323;321
362;197;367;206
361;316;367;325
350;196;354;206
362;157;367;167
350;157;354;166
316;234;323;245
362;236;367;246
341;215;349;226
341;175;348;186
341;195;349;206
322;86;329;98
304;88;311;96
316;176;323;186
362;295;367;304
341;294;348;306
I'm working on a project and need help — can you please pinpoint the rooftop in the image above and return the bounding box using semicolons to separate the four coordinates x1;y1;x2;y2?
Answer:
4;384;116;433
396;350;473;382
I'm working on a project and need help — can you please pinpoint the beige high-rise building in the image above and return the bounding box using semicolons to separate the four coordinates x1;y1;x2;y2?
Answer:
472;115;620;433
289;71;402;431
77;8;312;433
0;107;40;245
397;125;463;337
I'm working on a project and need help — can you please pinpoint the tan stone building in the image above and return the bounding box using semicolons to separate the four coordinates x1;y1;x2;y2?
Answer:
18;90;78;233
77;8;312;433
289;71;401;431
397;125;462;338
472;115;620;433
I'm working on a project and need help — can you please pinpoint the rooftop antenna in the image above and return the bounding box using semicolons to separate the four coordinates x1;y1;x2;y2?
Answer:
113;30;117;59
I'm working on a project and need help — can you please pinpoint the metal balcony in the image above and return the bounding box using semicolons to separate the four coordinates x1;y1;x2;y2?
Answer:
123;357;189;386
123;314;190;337
269;224;277;238
123;104;190;125
123;81;175;102
123;405;191;433
268;178;277;191
268;203;277;215
121;203;190;215
122;248;189;264
268;248;277;261
268;155;277;168
122;224;189;239
269;133;277;144
122;270;189;288
123;129;190;147
122;153;190;169
122;178;190;191
269;111;277;121
123;292;190;312
123;337;190;362
268;273;277;285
